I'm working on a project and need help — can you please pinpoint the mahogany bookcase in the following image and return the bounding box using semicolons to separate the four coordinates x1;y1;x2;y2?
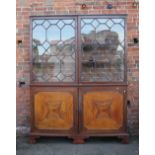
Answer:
29;15;129;144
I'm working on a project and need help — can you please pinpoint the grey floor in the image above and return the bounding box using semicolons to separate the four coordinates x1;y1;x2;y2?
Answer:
17;136;139;155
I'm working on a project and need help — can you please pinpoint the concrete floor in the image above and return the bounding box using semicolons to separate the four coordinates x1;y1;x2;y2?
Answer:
17;136;139;155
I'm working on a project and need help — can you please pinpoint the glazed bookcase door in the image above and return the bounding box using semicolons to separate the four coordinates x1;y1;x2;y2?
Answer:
79;16;126;83
31;17;77;83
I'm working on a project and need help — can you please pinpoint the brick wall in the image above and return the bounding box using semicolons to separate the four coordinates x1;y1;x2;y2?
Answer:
16;0;139;135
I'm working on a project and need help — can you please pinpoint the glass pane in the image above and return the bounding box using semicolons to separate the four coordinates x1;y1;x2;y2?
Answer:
32;19;76;82
62;25;75;41
80;18;125;82
47;26;60;43
33;26;46;44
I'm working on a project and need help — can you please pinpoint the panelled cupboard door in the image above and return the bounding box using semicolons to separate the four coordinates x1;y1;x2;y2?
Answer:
31;87;77;132
79;87;126;132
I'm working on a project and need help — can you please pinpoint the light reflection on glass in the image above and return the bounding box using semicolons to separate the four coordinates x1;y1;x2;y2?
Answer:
81;18;125;82
32;19;76;82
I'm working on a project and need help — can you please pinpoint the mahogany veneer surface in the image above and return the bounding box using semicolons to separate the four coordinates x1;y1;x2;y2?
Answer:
83;91;123;130
34;92;73;130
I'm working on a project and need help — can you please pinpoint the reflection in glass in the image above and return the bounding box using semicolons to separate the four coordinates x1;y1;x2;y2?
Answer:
49;20;58;24
47;26;60;43
96;25;108;33
106;20;114;27
62;25;75;41
98;19;108;23
57;21;64;28
63;20;73;24
32;19;76;82
43;21;50;28
33;26;46;43
92;20;99;27
112;19;123;24
83;19;93;24
111;24;124;42
81;18;125;82
81;25;94;35
34;20;44;25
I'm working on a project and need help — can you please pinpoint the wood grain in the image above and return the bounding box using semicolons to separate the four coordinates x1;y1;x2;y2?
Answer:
83;91;123;130
34;92;73;130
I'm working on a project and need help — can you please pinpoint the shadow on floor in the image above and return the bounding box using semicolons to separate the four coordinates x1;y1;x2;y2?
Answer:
17;136;139;155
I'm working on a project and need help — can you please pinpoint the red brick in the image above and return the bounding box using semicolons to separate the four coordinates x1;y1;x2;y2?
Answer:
16;0;139;136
